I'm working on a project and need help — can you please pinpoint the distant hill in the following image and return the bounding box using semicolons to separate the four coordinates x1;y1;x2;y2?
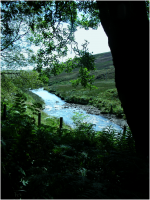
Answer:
93;51;113;69
49;51;115;85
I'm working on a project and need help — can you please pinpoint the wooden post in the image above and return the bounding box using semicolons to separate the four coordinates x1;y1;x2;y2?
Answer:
4;104;6;120
38;112;41;126
110;105;113;113
60;117;63;129
123;125;126;135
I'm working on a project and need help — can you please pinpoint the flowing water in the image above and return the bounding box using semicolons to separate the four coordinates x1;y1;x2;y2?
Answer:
31;88;123;133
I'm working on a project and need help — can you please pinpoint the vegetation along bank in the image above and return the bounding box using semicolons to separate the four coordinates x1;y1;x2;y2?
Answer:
43;52;127;128
1;71;148;199
1;0;149;198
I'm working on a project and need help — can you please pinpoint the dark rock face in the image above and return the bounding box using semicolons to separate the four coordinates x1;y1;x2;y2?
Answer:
96;1;149;156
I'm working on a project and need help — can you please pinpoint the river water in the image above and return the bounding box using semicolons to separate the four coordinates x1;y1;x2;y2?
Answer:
31;88;123;133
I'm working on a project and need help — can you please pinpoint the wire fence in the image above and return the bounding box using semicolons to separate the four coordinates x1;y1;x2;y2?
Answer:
2;104;127;134
2;104;63;129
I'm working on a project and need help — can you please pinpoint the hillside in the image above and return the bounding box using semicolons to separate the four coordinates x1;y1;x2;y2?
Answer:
94;51;113;69
48;51;115;85
44;51;126;119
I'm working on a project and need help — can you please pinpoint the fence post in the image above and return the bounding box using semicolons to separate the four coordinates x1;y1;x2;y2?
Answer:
110;105;113;113
60;117;63;129
38;112;41;126
123;125;126;135
4;104;6;120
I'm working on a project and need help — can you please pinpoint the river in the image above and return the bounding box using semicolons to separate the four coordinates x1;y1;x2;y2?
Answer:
31;88;123;133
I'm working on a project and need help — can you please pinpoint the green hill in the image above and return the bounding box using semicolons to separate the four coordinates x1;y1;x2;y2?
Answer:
44;51;126;119
94;51;113;69
48;51;115;85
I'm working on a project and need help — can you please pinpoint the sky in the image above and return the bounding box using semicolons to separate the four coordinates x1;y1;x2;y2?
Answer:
22;22;110;70
62;23;110;62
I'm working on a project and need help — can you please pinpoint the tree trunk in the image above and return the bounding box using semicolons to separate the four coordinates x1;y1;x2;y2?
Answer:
96;1;149;157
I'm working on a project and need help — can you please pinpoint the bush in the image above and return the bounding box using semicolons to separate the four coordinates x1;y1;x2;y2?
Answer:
1;101;148;199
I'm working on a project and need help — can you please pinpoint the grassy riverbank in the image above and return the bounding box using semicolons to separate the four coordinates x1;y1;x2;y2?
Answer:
2;86;72;129
44;79;125;119
1;71;148;199
44;51;125;119
24;90;72;129
2;98;148;199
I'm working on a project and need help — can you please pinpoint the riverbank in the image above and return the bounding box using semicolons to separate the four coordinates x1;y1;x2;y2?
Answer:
42;87;128;129
43;84;128;129
63;102;128;129
43;80;126;120
30;88;123;132
2;93;147;200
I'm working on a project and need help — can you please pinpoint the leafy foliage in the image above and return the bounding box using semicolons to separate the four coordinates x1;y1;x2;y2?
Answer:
11;92;27;114
145;1;149;19
1;96;148;199
1;70;44;105
1;1;149;198
1;1;39;69
44;84;125;119
1;1;100;88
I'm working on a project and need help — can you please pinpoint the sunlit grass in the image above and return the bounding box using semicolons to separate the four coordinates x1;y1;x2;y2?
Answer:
1;53;148;199
24;90;72;129
1;82;148;199
44;79;125;118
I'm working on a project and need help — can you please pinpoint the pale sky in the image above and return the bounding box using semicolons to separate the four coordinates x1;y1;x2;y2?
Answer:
23;23;110;70
63;24;110;62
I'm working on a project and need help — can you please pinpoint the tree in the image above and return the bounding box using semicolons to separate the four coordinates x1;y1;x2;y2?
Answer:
34;1;149;157
96;1;149;157
1;70;44;103
1;1;98;71
1;1;149;157
1;1;44;70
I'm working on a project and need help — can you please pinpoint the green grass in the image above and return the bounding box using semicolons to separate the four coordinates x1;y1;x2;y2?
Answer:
2;85;71;129
44;51;125;118
48;51;115;86
2;106;148;199
44;79;125;119
23;90;72;129
1;65;148;199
